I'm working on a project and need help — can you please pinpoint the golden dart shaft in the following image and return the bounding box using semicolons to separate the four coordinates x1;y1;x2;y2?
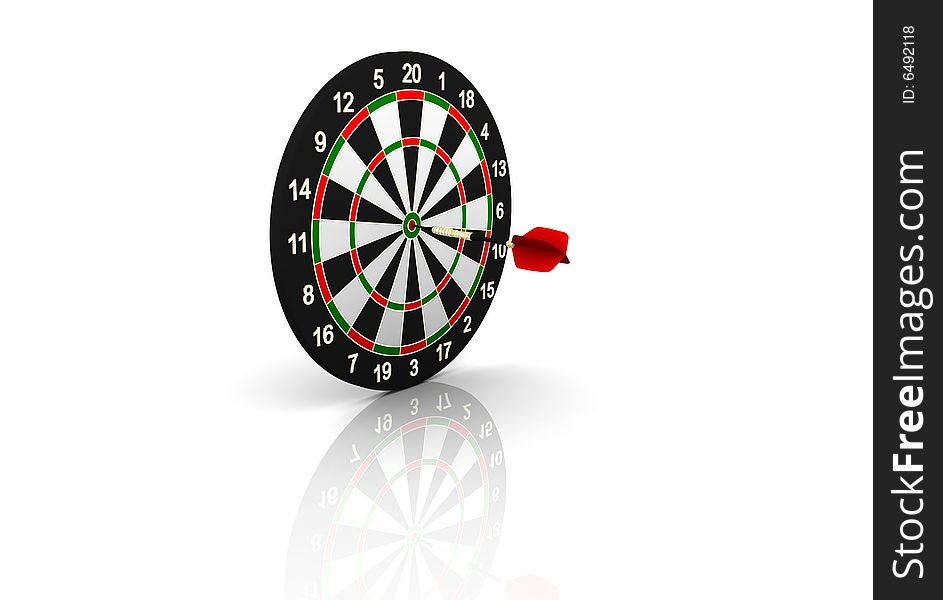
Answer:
428;226;514;247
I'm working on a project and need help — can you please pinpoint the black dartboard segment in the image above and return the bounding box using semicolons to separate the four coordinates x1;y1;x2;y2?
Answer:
271;52;511;390
284;383;506;599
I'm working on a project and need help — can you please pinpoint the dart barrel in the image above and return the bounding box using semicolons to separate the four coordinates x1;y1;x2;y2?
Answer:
429;226;494;243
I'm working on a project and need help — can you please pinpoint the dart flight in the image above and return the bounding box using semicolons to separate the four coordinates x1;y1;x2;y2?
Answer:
427;226;570;272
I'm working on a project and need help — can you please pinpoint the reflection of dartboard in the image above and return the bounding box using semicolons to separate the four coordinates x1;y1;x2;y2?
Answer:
286;383;505;599
271;52;511;390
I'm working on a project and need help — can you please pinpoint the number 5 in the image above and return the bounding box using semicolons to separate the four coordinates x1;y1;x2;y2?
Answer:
373;68;384;89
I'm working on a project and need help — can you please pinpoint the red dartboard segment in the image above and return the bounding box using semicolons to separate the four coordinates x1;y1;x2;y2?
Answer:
312;175;329;219
350;248;364;274
449;297;471;326
315;263;331;303
481;160;492;195
347;194;361;221
347;328;375;351
436;274;452;292
401;340;426;354
369;290;388;307
341;106;369;139
448;105;471;132
395;89;424;101
366;150;386;172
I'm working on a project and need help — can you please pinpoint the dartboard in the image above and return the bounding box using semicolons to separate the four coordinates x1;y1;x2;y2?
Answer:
285;383;506;599
271;52;511;390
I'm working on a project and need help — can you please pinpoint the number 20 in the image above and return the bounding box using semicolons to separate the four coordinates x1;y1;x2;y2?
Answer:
402;63;421;83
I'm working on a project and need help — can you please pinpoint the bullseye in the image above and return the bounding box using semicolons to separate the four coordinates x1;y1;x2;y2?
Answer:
402;211;421;239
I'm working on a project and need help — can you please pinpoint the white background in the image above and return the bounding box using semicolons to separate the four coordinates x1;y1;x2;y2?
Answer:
0;1;872;598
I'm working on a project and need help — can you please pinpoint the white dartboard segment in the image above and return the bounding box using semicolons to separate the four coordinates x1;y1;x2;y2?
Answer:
369;102;411;212
424;194;491;231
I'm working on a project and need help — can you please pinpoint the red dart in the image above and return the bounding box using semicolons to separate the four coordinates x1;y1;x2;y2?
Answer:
426;226;570;272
